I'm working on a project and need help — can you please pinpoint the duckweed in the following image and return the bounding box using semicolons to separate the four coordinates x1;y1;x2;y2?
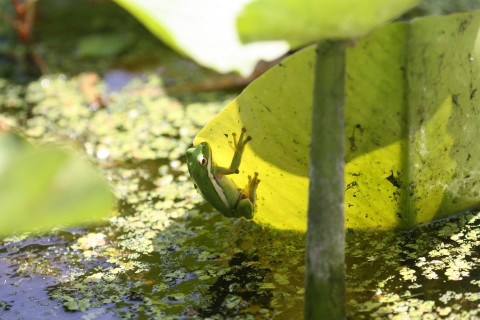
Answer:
2;73;480;318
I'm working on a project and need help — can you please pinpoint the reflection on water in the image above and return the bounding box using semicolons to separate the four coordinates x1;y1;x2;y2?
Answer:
2;196;480;318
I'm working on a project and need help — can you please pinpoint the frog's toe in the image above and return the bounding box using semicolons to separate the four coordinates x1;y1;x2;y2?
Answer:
244;212;254;219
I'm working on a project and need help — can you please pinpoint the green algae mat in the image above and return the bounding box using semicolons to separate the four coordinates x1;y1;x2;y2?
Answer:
1;71;480;319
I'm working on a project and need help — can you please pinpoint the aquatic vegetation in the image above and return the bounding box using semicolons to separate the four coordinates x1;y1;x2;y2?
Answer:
2;74;480;318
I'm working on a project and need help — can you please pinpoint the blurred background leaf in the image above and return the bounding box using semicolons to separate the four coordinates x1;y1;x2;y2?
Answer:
237;0;420;43
0;130;113;236
76;33;135;58
113;0;290;76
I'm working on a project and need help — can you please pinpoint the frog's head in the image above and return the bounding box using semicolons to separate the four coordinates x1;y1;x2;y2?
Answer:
186;141;212;184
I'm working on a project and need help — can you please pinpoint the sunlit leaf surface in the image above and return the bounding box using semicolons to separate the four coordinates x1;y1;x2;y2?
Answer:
237;0;420;43
195;12;480;231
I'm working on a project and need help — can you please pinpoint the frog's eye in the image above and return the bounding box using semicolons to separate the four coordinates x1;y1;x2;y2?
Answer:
198;155;208;166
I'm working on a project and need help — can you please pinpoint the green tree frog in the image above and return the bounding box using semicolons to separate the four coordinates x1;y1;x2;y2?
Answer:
186;128;260;219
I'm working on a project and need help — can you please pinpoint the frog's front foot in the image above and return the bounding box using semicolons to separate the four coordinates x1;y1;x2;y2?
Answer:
232;127;252;151
241;127;252;142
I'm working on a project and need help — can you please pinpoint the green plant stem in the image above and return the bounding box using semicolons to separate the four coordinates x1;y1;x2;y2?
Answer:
305;40;346;319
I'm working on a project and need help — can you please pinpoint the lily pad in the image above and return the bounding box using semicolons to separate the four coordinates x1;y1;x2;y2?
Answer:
195;11;480;231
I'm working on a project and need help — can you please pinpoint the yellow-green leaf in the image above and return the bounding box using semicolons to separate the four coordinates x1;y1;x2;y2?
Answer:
195;12;480;231
237;0;420;43
0;131;113;236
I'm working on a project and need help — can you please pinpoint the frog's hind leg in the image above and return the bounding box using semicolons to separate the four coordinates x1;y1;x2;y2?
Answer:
245;172;260;205
234;173;260;219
